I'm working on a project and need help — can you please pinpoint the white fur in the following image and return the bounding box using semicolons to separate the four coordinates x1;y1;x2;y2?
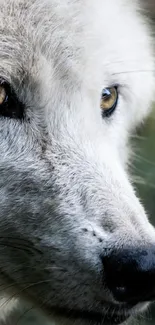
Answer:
0;1;154;324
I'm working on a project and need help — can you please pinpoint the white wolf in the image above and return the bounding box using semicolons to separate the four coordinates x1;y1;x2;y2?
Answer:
0;0;154;324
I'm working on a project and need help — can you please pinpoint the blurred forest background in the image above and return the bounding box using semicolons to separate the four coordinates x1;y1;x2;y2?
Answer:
6;1;155;325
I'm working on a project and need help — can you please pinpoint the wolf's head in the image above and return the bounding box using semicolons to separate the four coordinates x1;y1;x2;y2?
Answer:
0;0;154;324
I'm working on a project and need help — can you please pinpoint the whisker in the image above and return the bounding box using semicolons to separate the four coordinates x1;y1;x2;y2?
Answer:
15;293;53;325
130;134;147;141
16;303;38;325
0;278;56;319
104;58;154;67
0;243;35;255
0;236;36;247
112;69;154;76
0;265;63;293
0;236;42;255
133;152;155;167
132;174;155;188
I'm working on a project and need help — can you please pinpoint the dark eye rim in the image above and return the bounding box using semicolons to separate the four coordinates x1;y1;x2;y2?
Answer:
101;86;118;118
0;78;24;120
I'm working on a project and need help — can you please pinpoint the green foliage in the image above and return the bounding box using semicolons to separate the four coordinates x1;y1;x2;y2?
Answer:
133;108;155;324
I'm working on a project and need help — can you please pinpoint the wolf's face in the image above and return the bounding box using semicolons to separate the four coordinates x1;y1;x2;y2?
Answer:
0;0;155;324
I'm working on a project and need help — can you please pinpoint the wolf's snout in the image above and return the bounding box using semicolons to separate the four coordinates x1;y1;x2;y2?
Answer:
103;247;155;304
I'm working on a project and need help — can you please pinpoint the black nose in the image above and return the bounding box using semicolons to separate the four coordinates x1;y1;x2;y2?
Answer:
103;247;155;304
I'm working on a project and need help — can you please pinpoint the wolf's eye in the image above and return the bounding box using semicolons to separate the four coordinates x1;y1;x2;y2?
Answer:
101;87;118;117
0;85;7;105
0;79;24;119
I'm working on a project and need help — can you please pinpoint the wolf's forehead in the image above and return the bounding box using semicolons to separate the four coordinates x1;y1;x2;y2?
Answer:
0;0;153;92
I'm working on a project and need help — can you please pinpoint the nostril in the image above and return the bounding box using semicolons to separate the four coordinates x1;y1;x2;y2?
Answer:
102;248;155;304
115;287;126;296
113;286;135;303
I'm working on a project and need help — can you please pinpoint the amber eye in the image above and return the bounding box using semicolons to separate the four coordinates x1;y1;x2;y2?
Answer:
100;87;118;117
0;85;7;105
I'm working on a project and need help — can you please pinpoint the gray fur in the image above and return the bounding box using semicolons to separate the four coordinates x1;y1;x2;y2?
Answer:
0;0;154;324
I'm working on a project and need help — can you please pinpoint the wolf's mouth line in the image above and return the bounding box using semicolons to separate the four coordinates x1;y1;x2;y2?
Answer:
44;304;135;324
